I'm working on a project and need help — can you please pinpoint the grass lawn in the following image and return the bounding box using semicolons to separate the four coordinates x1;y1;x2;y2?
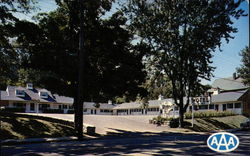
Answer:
186;115;248;132
0;112;77;140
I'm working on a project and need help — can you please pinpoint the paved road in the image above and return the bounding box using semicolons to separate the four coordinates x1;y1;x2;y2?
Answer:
1;131;249;156
25;114;190;134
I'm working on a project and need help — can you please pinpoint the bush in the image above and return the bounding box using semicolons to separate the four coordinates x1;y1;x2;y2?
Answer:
2;107;26;112
243;112;250;117
168;118;191;128
151;116;173;125
169;118;179;128
43;109;64;113
184;110;236;119
67;110;74;114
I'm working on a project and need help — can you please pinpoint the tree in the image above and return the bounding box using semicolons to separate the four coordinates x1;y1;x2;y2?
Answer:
144;71;172;100
124;0;246;127
0;0;36;89
237;46;250;86
17;4;147;102
15;1;147;138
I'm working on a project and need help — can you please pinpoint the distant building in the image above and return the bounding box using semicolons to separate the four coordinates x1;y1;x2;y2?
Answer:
1;76;249;116
188;76;250;115
0;84;73;113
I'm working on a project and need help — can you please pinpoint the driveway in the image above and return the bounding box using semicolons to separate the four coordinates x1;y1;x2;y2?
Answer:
25;113;190;134
1;130;249;156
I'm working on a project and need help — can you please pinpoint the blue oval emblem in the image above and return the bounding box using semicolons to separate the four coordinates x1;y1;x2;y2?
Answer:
207;132;239;152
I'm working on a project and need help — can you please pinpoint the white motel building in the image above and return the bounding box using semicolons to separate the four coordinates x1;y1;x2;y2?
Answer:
1;77;249;116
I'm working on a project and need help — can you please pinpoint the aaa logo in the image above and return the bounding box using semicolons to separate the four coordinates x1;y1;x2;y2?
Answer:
207;132;239;152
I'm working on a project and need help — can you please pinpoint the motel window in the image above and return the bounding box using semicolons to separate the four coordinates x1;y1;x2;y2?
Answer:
174;106;179;111
234;103;241;108
100;109;103;112
199;105;208;110
200;97;205;103
227;103;233;109
83;109;87;112
63;105;68;109
39;104;50;110
209;104;215;109
103;110;111;113
69;105;74;109
30;103;35;111
16;90;25;97
13;103;26;108
39;92;48;98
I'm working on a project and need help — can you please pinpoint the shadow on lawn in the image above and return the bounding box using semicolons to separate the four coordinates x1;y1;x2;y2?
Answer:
0;111;76;139
187;118;235;132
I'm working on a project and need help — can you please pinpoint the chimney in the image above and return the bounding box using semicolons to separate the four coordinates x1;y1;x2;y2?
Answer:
108;100;112;104
158;94;164;100
26;83;33;90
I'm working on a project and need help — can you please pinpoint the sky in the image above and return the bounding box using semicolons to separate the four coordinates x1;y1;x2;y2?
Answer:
14;0;249;85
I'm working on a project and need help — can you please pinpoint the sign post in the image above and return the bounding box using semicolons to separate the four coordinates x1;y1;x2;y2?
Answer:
192;100;194;127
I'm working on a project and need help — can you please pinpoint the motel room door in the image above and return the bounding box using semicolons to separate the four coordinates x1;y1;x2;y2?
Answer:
223;104;227;111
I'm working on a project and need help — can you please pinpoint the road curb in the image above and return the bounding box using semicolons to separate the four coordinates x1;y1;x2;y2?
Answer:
1;136;79;145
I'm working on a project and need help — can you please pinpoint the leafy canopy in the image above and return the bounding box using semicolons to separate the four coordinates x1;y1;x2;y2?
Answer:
124;0;246;126
237;46;250;86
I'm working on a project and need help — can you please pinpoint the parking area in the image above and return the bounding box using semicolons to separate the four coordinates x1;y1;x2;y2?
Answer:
25;113;188;135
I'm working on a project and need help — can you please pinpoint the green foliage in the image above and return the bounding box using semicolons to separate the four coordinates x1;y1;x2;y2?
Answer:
15;5;147;102
143;72;172;100
236;46;250;86
0;0;36;89
1;107;26;113
184;111;236;119
169;118;180;128
152;116;172;123
124;0;246;127
243;112;250;118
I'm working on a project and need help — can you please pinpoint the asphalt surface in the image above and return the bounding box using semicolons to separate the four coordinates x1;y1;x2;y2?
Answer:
1;130;249;156
24;114;189;134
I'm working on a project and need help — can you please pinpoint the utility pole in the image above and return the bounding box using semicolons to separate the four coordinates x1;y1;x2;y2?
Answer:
75;0;85;140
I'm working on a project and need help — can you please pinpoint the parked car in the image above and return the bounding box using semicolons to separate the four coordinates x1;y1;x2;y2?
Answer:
240;118;250;129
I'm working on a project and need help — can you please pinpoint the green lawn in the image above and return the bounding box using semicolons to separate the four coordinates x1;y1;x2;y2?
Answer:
186;115;248;132
0;112;77;140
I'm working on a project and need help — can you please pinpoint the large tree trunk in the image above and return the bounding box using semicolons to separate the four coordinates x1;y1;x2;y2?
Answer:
178;97;184;128
178;106;184;128
75;0;85;140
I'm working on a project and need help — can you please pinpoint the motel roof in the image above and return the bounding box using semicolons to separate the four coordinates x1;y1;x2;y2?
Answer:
211;90;247;103
211;77;248;91
0;86;72;104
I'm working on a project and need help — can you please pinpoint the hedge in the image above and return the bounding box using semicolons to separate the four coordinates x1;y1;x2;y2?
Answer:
1;107;26;112
184;110;236;119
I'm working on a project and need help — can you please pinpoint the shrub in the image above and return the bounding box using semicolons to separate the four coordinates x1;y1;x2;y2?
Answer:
184;110;236;119
243;112;250;117
43;109;64;113
169;118;179;128
2;107;26;112
151;116;173;124
168;118;191;128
